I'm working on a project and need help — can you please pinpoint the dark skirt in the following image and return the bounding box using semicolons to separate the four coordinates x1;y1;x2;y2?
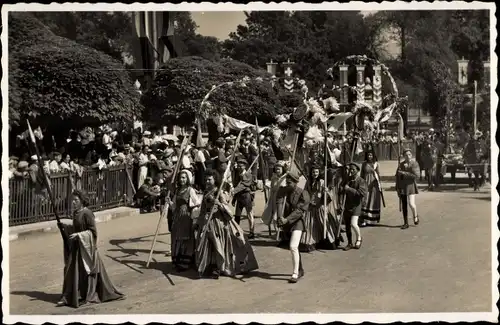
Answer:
60;243;124;308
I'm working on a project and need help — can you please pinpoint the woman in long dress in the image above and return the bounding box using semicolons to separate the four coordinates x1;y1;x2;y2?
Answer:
360;150;382;226
57;190;124;308
300;165;323;252
261;161;287;232
301;164;339;251
166;170;201;272
195;170;259;279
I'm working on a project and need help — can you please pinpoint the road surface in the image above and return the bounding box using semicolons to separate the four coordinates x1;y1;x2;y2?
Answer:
8;172;493;315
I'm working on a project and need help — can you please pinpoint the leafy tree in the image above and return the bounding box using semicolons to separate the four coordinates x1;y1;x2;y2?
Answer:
9;13;142;129
142;56;289;126
173;11;222;61
222;11;375;91
32;12;134;64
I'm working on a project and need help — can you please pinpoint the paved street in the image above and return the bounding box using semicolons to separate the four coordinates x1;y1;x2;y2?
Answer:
8;166;493;315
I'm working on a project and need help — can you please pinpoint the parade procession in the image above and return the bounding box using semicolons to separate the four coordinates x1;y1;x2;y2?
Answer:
5;7;495;319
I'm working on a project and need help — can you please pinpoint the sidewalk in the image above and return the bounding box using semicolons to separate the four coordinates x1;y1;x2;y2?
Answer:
9;206;140;241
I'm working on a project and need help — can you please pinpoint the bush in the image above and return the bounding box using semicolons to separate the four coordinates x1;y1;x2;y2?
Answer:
142;56;283;126
8;13;142;128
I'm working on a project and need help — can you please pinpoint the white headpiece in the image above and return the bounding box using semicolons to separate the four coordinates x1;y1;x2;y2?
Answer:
180;169;193;185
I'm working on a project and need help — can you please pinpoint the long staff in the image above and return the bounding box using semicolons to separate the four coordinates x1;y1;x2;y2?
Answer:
370;142;386;208
323;123;328;239
146;132;192;267
397;113;403;212
254;117;272;237
276;130;299;241
27;120;70;252
197;130;244;250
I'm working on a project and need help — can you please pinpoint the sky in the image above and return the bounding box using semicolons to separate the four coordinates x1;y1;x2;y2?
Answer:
191;11;399;58
192;11;377;40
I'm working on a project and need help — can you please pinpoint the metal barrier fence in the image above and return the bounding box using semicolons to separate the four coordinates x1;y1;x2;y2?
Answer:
9;166;135;227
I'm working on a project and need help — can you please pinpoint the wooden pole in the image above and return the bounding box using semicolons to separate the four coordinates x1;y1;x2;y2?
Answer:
323;123;328;239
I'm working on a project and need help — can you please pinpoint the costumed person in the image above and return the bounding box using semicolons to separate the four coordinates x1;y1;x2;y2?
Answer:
299;164;323;252
165;170;201;272
276;170;310;283
340;163;367;251
360;150;382;226
195;170;259;279
57;190;125;308
395;149;420;229
261;161;288;232
232;158;256;238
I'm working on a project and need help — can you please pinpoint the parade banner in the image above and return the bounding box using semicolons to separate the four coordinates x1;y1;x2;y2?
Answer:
222;114;269;133
374;102;396;124
373;65;382;107
326;112;354;131
457;57;469;86
339;64;349;104
356;65;365;101
282;59;295;92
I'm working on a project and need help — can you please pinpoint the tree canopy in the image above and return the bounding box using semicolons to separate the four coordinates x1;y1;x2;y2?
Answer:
222;11;377;90
141;56;299;126
173;12;222;61
9;13;142;128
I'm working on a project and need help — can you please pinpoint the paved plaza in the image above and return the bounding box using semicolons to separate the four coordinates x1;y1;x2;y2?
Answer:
8;164;494;315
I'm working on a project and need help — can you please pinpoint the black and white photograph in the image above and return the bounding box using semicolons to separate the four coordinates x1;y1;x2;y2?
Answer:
1;2;498;323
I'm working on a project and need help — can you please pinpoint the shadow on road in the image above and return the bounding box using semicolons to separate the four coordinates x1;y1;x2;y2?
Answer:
463;196;492;202
237;270;290;282
369;224;404;229
11;290;60;304
249;239;287;250
109;233;170;250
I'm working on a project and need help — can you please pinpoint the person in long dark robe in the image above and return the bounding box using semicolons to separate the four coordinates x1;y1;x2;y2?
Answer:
195;170;259;279
57;190;124;308
165;170;201;272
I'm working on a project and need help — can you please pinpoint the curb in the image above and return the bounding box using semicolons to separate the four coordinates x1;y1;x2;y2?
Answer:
9;207;140;242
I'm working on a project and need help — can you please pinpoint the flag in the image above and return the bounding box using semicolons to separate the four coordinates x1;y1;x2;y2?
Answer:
397;113;405;141
326;112;354;131
132;12;183;86
374;102;396;124
195;119;204;148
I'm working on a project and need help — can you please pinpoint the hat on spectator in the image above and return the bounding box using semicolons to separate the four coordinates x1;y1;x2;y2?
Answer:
149;154;157;161
124;144;131;150
31;155;38;161
10;156;19;161
144;131;151;136
18;161;29;168
110;152;118;158
347;162;361;171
